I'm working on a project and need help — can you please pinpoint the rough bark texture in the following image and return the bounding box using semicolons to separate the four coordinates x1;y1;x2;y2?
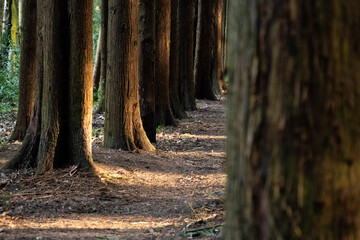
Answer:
194;0;217;101
9;0;36;141
5;0;95;173
226;0;360;239
154;0;176;126
178;0;196;111
104;0;154;152
214;0;226;94
96;0;107;114
93;28;101;97
169;0;187;120
139;0;156;143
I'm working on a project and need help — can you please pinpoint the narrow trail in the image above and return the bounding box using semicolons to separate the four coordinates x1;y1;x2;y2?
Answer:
0;98;226;239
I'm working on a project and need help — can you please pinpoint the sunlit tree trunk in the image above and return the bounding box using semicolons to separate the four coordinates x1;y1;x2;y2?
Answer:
9;0;36;141
226;0;360;239
5;0;95;173
139;0;156;143
93;27;101;97
0;0;12;70
104;0;154;152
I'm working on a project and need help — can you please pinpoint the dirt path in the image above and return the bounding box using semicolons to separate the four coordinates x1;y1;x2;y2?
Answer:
0;98;226;239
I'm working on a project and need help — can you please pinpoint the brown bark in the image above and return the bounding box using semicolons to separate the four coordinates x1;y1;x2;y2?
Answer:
194;0;217;101
104;0;154;152
226;0;360;239
178;0;196;111
96;0;107;114
0;0;4;32
169;0;187;120
9;0;36;141
5;0;95;173
93;28;101;97
139;0;156;143
154;0;176;126
214;0;226;94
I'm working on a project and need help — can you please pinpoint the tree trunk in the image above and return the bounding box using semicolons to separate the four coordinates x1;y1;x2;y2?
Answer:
0;0;4;33
96;0;107;114
169;0;187;120
214;0;226;94
154;0;176;126
93;27;101;97
226;0;360;239
5;0;95;173
194;0;217;101
104;0;155;152
9;0;36;141
139;0;156;143
178;0;196;111
0;0;12;70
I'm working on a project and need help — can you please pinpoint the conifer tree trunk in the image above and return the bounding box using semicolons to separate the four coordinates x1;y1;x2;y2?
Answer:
0;0;12;70
169;0;187;120
226;0;360;239
104;0;154;152
154;0;176;126
139;0;156;143
194;0;217;101
9;0;36;141
178;0;196;111
5;0;95;173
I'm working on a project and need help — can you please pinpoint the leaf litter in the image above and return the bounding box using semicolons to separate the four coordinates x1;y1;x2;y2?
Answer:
0;97;226;239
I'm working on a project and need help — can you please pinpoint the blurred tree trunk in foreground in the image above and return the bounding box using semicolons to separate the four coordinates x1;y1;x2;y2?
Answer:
226;0;360;239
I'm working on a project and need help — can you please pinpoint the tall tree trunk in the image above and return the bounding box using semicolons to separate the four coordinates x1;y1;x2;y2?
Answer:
154;0;176;126
194;0;217;101
93;27;101;97
9;0;36;141
0;0;4;33
0;0;12;70
214;0;226;94
169;0;187;120
104;0;154;152
226;0;360;239
5;0;95;173
139;0;156;143
96;0;107;113
178;0;196;111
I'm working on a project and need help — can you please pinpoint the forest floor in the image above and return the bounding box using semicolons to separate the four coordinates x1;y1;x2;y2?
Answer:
0;97;226;240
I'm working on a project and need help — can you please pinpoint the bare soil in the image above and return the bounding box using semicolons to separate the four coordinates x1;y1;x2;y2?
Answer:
0;98;226;239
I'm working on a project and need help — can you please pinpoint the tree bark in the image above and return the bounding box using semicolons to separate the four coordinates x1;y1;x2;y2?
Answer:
96;0;107;114
169;0;187;120
104;0;155;152
178;0;196;111
0;0;4;33
214;0;226;94
226;0;360;239
194;0;217;101
154;0;176;126
5;0;95;173
9;0;36;141
139;0;156;143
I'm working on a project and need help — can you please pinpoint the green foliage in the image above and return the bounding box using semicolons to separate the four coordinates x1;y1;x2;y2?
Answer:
0;42;20;113
0;194;12;202
93;0;101;61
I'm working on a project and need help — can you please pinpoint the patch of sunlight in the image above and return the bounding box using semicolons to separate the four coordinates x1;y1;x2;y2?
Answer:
1;215;184;230
180;134;226;139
